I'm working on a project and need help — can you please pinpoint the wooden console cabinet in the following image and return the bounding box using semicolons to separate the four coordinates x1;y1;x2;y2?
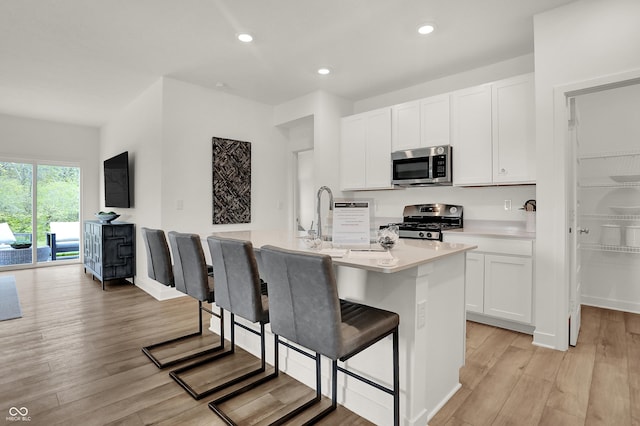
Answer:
83;221;135;290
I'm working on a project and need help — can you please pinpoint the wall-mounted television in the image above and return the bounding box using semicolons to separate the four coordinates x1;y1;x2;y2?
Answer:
104;151;131;208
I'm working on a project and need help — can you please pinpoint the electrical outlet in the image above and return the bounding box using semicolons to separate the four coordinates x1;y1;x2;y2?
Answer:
417;300;426;329
504;200;512;211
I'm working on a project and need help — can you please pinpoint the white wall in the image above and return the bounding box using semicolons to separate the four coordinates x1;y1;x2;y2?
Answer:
161;77;289;235
533;0;640;349
101;79;164;226
354;54;533;113
357;185;536;224
274;91;353;232
0;112;100;228
100;77;289;298
100;79;166;296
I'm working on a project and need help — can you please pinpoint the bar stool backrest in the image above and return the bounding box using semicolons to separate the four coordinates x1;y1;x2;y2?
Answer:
260;245;342;359
141;227;174;287
207;236;267;324
168;231;212;302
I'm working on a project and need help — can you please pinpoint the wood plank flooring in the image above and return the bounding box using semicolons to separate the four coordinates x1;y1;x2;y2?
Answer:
0;265;368;426
431;306;640;426
1;264;639;425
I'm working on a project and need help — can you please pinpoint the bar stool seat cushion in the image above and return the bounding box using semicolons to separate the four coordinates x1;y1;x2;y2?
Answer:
338;300;399;361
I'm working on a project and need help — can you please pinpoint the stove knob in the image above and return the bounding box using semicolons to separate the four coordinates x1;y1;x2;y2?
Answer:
418;232;424;238
426;232;432;239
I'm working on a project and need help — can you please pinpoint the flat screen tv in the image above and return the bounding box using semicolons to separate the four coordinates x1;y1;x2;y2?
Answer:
104;151;131;208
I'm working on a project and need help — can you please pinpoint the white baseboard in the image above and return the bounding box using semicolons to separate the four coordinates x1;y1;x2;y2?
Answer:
532;330;559;350
467;312;535;335
135;277;185;301
581;295;640;315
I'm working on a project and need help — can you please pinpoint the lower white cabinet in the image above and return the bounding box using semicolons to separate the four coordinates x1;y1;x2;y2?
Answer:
465;252;485;314
483;254;532;323
444;233;534;325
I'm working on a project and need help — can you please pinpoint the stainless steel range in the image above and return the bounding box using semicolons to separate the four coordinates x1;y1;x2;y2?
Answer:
386;203;463;241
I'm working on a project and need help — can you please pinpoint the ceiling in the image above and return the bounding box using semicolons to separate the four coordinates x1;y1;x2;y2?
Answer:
0;0;576;127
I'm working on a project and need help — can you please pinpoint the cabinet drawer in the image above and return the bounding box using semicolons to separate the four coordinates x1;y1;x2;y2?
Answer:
445;234;532;256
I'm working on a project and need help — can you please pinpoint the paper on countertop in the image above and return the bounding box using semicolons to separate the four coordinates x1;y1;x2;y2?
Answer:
319;248;349;258
348;250;394;260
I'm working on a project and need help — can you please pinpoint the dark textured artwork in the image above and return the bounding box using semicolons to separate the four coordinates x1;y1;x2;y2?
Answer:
212;137;251;224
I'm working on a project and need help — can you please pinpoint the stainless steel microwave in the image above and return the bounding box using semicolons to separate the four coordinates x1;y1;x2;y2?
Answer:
391;145;452;186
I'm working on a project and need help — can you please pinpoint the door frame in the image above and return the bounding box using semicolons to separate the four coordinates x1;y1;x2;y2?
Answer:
0;156;82;270
552;69;640;349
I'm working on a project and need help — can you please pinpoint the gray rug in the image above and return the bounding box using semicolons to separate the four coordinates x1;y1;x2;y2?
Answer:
0;275;22;321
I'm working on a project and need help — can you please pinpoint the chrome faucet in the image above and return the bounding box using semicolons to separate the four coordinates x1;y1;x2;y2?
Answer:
316;186;334;241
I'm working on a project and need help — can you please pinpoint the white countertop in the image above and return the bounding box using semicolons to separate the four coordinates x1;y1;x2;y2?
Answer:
210;229;476;274
444;220;536;239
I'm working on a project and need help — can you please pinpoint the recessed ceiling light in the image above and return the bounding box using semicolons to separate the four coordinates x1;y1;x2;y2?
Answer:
317;67;331;75
417;24;435;35
237;33;253;43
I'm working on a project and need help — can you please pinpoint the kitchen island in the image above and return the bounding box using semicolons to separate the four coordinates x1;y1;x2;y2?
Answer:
209;230;475;426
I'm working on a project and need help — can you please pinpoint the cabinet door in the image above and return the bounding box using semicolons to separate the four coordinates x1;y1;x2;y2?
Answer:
484;254;532;323
365;108;392;189
465;252;485;313
391;101;421;151
451;85;493;185
420;94;450;147
492;74;535;184
340;114;367;190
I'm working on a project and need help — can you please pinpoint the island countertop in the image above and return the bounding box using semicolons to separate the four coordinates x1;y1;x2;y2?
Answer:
210;229;477;274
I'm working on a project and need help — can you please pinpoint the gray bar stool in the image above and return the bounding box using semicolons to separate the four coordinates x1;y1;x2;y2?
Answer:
204;235;279;418
165;231;235;399
259;245;400;426
140;227;225;369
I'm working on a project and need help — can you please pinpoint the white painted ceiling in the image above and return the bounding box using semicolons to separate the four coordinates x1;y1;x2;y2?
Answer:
0;0;576;127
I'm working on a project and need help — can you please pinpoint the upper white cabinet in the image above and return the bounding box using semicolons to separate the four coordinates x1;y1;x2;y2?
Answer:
451;85;493;185
391;101;420;151
340;107;393;191
391;94;450;152
451;73;535;186
492;74;536;184
420;94;451;148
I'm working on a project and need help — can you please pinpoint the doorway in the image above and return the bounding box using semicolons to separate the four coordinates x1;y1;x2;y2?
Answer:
294;149;315;234
566;77;640;345
0;160;81;268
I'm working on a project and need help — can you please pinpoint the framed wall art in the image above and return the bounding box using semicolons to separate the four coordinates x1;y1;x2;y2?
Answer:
212;137;251;224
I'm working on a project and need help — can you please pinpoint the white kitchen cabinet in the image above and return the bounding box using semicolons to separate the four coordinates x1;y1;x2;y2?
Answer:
444;233;534;328
451;84;493;185
492;74;536;184
420;94;450;148
451;73;535;186
340;107;393;190
484;254;532;323
391;101;420;151
391;94;450;152
464;251;485;314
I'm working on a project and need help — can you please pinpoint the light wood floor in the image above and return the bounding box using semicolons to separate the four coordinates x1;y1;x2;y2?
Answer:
1;265;639;426
431;305;640;426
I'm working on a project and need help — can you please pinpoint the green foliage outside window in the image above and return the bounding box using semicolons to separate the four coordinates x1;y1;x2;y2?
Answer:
0;162;80;246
